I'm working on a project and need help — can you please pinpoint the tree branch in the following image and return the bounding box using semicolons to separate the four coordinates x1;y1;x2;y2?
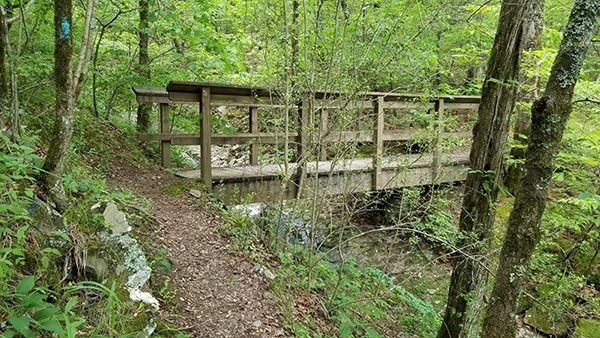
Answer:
573;97;600;105
6;0;34;24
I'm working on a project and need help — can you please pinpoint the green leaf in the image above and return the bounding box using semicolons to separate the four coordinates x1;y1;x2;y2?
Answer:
16;225;29;241
64;296;78;312
32;306;60;322
8;316;34;338
41;248;62;256
22;292;48;309
365;327;383;338
16;275;35;294
2;329;16;337
24;188;34;198
38;318;66;335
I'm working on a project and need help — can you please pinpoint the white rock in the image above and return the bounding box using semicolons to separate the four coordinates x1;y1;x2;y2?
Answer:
129;289;160;311
103;202;129;234
231;203;265;219
190;189;203;198
254;263;276;281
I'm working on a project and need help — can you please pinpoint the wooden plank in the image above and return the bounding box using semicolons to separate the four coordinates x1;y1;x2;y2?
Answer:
210;94;284;107
373;96;384;190
175;153;470;182
444;102;479;110
382;101;432;110
140;130;470;146
162;81;481;104
138;132;299;145
314;99;374;110
139;133;196;141
322;129;462;143
323;131;372;143
136;95;170;104
133;86;168;96
213;133;299;145
201;87;212;191
249;107;259;165
160;103;171;167
169;91;201;103
202;158;469;204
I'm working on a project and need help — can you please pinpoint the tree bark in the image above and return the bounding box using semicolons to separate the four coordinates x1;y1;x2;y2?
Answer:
437;1;529;337
41;0;74;211
0;4;19;141
482;2;600;337
0;6;7;104
136;0;151;132
73;0;97;100
504;0;544;194
0;5;10;136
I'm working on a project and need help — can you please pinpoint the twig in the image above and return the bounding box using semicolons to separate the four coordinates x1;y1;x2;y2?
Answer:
573;97;600;105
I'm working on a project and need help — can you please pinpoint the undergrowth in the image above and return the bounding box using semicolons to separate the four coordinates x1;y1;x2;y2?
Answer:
219;203;443;337
0;110;186;337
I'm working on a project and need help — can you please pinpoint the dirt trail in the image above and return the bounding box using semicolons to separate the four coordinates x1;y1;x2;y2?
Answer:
108;160;285;337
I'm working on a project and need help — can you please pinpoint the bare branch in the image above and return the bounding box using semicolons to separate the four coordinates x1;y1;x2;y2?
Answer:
573;97;600;105
6;0;34;24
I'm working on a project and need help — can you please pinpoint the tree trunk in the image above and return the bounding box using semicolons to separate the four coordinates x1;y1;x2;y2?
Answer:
504;0;544;194
0;5;10;136
482;2;600;337
291;0;299;81
41;0;74;211
0;5;19;141
437;1;529;337
73;0;97;101
136;0;151;132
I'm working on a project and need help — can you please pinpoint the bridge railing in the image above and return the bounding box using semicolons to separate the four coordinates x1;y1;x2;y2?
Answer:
134;82;480;192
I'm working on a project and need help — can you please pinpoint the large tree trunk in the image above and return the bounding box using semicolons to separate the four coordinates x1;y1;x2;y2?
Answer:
482;2;600;337
41;0;74;210
136;0;151;132
436;1;529;337
504;0;544;194
0;5;19;141
0;5;10;136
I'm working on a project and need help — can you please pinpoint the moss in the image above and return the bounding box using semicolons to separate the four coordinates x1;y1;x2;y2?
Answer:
574;319;600;338
524;305;569;336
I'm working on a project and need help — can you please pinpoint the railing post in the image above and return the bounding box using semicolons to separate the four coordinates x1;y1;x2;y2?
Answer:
249;106;259;165
372;96;384;190
160;103;171;167
432;98;444;184
201;87;212;191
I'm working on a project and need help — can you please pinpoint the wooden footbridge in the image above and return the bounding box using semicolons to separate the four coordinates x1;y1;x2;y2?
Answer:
134;82;480;203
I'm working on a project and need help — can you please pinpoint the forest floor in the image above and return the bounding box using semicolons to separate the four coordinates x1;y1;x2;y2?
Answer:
107;156;287;337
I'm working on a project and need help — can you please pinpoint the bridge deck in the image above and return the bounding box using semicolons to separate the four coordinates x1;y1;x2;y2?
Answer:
176;152;469;203
177;153;468;182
